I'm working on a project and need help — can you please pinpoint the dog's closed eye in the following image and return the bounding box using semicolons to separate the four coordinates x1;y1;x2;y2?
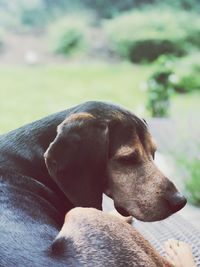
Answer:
117;151;141;164
114;146;141;164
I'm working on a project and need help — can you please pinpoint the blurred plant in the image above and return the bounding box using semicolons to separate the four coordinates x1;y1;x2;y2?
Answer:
104;9;200;62
0;29;5;52
48;16;90;56
173;53;200;93
0;0;200;31
83;0;135;18
55;28;84;55
146;56;175;117
176;153;200;206
185;158;200;206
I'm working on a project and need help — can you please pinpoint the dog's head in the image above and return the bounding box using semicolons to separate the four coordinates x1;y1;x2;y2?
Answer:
44;102;186;222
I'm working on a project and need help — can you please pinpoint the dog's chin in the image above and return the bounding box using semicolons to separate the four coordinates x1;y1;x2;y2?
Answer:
114;205;131;217
114;204;173;222
133;210;173;222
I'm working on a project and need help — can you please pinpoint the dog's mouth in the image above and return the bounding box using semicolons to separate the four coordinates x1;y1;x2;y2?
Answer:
114;204;130;217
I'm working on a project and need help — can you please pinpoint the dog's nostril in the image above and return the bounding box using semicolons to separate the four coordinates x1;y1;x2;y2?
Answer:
167;192;187;212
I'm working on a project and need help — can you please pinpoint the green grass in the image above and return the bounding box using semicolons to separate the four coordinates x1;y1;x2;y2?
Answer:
0;63;199;134
0;63;151;133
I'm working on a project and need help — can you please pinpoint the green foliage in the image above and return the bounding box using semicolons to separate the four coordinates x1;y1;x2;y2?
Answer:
176;153;200;206
0;0;200;31
104;9;200;62
173;53;200;93
146;57;175;117
48;16;90;55
128;39;185;63
20;7;48;28
83;0;135;18
0;30;4;52
185;158;200;206
174;74;200;93
146;53;200;117
0;39;3;52
54;29;84;55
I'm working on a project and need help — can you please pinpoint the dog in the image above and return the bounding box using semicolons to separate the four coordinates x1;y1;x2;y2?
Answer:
0;101;186;266
51;207;175;267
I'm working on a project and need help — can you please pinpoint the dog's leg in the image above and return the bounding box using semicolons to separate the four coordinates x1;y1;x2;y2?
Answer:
164;239;197;267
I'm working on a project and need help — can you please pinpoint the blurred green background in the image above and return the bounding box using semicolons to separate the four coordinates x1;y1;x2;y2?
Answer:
0;0;200;205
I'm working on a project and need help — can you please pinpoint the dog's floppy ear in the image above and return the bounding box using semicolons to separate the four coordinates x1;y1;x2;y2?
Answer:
44;113;109;210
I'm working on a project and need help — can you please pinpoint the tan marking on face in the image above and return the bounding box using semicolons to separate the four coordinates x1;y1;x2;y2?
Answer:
57;112;95;133
115;145;135;158
115;134;146;160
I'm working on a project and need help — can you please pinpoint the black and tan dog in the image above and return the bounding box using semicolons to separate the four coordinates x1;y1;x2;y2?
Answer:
0;101;186;266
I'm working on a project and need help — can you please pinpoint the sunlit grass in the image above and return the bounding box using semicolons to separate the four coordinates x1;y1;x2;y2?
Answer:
0;63;199;134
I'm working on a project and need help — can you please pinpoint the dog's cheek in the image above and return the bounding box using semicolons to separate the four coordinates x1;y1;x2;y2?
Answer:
106;162;137;204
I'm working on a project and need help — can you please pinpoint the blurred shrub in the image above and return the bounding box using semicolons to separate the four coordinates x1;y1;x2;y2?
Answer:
146;57;175;117
172;53;200;93
0;31;4;52
176;153;200;206
20;7;48;28
104;9;200;62
146;53;200;117
65;0;200;18
1;0;200;31
16;0;49;30
185;158;200;206
128;39;184;63
48;16;90;55
174;74;200;93
0;41;3;52
83;0;135;18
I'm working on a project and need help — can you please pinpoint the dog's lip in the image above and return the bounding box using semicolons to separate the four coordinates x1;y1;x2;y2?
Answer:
114;204;131;217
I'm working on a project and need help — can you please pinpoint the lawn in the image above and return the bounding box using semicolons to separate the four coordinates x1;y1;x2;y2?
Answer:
0;63;199;134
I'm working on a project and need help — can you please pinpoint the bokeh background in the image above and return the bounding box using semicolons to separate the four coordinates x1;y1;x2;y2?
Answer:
0;0;200;211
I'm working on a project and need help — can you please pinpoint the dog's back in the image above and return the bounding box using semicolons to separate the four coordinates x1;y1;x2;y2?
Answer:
51;208;173;267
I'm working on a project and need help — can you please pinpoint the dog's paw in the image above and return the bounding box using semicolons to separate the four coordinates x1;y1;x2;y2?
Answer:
164;239;196;267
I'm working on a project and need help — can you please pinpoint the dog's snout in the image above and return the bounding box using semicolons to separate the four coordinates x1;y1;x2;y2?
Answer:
166;192;187;212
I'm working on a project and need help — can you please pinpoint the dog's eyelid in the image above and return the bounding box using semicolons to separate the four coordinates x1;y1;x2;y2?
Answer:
114;146;135;159
114;149;139;163
116;153;139;165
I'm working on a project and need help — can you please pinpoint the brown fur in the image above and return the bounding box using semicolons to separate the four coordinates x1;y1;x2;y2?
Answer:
52;208;174;267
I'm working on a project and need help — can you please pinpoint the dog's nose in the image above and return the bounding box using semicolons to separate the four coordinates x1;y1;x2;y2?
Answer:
167;192;187;212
